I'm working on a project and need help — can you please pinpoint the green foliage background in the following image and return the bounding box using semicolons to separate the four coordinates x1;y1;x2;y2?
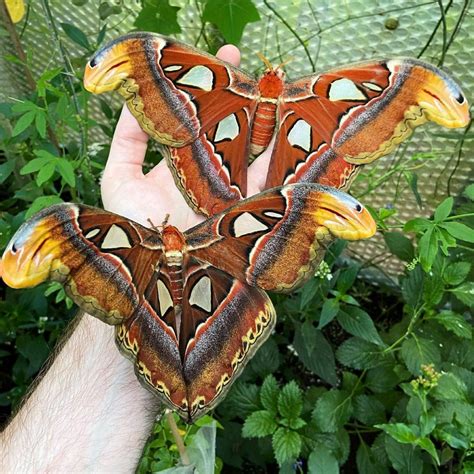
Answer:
0;0;473;472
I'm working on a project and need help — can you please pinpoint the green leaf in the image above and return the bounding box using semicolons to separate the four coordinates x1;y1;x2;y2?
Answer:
337;306;385;347
133;0;181;35
353;395;386;425
318;298;339;329
336;264;359;293
400;336;441;375
439;221;474;243
0;159;16;184
26;196;64;219
272;428;301;466
312;389;352;433
308;445;339;473
451;282;474;307
435;426;470;449
278;381;302;421
12;111;35;136
60;22;90;50
384;231;414;261
404;171;423;208
402;264;424;307
432;311;472;339
463;183;474;200
443;261;471;285
35;111;47;138
16;334;50;373
98;1;122;20
434;197;453;222
293;322;337;385
202;0;260;44
20;157;53;175
250;337;280;377
432;373;468;402
422;274;444;306
419;227;438;271
384;435;423;473
404;217;430;233
242;410;278;438
56;159;76;187
376;423;419;443
336;337;383;370
36;162;55;186
219;382;260;418
260;375;279;414
356;440;388;474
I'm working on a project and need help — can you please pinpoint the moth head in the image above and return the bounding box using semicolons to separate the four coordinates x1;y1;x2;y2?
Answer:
84;38;135;93
313;188;376;240
1;207;68;288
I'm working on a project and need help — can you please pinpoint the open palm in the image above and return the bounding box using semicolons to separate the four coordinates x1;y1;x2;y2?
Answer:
101;45;272;229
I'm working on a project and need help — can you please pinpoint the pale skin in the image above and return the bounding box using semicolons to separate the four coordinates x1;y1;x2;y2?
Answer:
1;45;272;472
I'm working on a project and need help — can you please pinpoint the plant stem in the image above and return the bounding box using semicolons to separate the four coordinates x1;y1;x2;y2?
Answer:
165;411;191;466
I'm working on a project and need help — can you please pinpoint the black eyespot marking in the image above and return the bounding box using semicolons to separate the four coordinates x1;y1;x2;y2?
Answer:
355;204;363;213
11;241;17;254
454;90;465;104
89;56;98;68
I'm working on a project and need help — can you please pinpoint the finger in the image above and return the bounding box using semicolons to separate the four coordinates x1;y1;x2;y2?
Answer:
247;137;274;196
216;44;240;66
105;106;149;179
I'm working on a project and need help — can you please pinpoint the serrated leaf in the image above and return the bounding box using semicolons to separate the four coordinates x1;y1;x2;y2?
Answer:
251;339;279;378
278;381;302;421
293;322;337;385
440;221;474;243
56;158;76;187
242;410;277;438
318;298;339;329
61;22;90;49
260;375;279;414
313;390;352;433
336;337;383;370
356;440;388;474
336;264;359;293
133;0;181;35
337;306;384;347
384;231;414;262
422;274;444;306
12;111;35;136
222;382;260;418
272;428;301;466
384;435;423;473
26;196;63;219
432;373;468;402
308;445;339;473
402;264;424;307
432;311;472;339
353;395;386;425
203;0;260;44
451;282;474;307
400;336;441;375
435;426;470;449
434;197;453;222
443;261;471;285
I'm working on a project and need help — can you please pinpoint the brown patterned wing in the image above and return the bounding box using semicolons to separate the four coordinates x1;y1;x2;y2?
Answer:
163;107;253;216
265;58;469;189
187;183;377;293
84;32;258;147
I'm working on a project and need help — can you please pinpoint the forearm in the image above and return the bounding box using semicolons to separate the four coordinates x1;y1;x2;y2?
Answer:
1;313;158;473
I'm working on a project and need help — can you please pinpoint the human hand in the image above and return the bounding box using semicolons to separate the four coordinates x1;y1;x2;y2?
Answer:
101;45;272;229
